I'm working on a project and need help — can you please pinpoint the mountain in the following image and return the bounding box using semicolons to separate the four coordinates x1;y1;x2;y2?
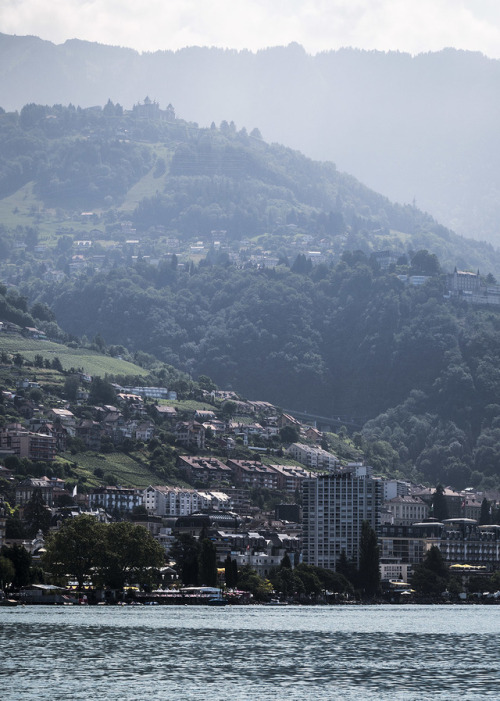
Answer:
2;35;500;244
1;103;500;489
0;100;498;275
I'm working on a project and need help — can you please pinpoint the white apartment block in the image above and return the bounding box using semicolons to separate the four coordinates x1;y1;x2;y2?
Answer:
302;465;382;570
286;443;339;470
143;485;231;517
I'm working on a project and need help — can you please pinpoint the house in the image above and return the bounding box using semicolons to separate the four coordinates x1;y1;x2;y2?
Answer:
279;413;302;429
174;421;205;450
143;485;231;517
155;405;177;422
133;422;155;442
75;419;102;451
48;408;76;436
16;476;55;506
20;584;71;605
303;426;323;443
194;410;217;422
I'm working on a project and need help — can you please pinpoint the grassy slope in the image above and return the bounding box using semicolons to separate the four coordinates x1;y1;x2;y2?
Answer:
0;335;149;377
118;145;170;213
58;450;159;489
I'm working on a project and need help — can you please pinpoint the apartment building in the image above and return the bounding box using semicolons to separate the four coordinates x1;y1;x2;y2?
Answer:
302;465;382;570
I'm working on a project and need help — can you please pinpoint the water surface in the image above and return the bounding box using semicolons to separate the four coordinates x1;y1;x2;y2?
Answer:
1;605;498;700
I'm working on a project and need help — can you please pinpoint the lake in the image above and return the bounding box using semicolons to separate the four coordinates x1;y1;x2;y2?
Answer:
1;604;499;700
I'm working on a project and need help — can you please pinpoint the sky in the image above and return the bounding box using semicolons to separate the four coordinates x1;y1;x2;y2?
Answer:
2;0;500;58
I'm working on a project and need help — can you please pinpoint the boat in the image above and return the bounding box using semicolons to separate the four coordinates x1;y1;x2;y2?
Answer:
0;591;18;606
207;597;228;606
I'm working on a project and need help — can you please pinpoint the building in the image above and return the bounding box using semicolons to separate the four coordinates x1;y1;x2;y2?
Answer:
226;459;278;490
88;486;143;514
378;519;500;576
143;485;231;517
118;386;170;400
302;465;382;570
15;477;56;507
177;456;232;484
0;426;56;462
383;480;410;501
174;421;205;450
268;464;310;492
385;495;429;526
286;443;339;470
174;511;241;537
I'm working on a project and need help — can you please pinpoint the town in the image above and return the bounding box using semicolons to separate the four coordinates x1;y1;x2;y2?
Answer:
1;338;499;606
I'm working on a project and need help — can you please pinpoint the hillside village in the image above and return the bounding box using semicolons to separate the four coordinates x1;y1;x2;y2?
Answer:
1;324;500;603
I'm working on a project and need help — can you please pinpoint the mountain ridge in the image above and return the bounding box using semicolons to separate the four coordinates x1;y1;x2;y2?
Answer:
2;35;500;242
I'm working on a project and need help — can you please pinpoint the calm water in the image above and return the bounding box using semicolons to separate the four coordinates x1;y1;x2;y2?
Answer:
1;604;499;700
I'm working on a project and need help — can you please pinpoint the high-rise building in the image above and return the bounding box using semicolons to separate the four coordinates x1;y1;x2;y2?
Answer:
302;465;382;570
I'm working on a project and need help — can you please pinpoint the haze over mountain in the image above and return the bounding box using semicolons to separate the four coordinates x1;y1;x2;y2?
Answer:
2;34;500;245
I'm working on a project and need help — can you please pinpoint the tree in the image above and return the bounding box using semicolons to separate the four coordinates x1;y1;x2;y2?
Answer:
89;376;116;405
13;353;23;368
279;425;299;444
224;555;238;588
43;514;104;590
293;563;322;595
170;533;200;585
1;544;32;589
64;375;80;401
0;555;15;589
432;484;448;521
479;497;491;525
51;356;63;372
280;552;292;569
358;521;380;597
336;548;357;585
411;545;449;596
410;249;441;275
237;565;273;601
198;538;217;587
97;521;164;590
23;488;52;537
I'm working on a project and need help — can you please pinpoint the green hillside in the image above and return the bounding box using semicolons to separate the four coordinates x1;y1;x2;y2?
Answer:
0;101;499;274
0;335;149;378
57;451;164;489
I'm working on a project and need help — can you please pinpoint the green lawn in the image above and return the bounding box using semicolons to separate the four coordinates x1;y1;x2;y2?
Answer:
0;335;149;378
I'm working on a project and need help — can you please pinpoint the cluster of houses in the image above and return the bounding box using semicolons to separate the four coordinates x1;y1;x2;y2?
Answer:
2;361;500;588
3;457;500;588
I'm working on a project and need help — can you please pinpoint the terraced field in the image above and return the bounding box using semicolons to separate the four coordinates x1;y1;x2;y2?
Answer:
0;334;149;378
59;451;160;488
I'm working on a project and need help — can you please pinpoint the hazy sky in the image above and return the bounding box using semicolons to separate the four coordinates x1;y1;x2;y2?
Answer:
2;0;500;57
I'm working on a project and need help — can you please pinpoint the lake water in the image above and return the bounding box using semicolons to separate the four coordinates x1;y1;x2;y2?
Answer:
1;604;499;700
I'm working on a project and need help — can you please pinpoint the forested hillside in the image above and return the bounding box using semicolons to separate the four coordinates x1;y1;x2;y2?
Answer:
24;250;500;491
2;102;500;490
3;36;500;242
0;101;498;273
